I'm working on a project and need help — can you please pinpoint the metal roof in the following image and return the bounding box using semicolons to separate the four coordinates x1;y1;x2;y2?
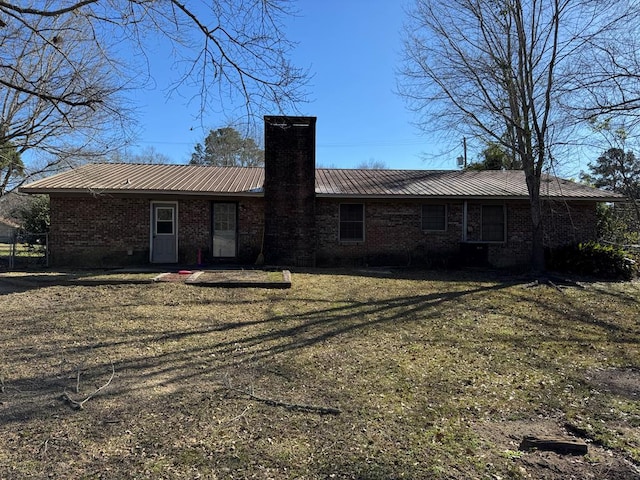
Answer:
19;163;624;201
20;163;265;196
316;169;623;200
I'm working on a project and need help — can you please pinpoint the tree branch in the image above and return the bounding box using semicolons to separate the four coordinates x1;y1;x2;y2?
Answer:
61;362;115;410
0;0;99;17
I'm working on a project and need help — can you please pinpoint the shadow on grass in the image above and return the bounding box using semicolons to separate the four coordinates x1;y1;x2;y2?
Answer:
1;273;638;433
1;272;639;478
0;279;515;422
0;270;150;295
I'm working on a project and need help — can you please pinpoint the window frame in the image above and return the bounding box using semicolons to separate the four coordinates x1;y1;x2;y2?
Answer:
339;203;365;242
480;204;506;243
421;204;448;232
155;206;175;235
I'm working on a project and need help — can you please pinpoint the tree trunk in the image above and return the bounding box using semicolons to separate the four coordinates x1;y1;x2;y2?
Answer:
529;189;546;275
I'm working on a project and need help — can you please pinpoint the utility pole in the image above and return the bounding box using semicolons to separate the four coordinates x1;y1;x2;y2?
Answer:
457;137;469;169
463;137;467;168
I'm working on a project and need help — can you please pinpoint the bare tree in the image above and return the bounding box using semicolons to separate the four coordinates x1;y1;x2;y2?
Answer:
105;147;173;165
357;159;388;169
0;6;129;195
567;28;640;132
0;0;306;195
399;0;640;273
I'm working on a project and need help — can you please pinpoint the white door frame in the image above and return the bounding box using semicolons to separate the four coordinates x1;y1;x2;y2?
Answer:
149;201;179;263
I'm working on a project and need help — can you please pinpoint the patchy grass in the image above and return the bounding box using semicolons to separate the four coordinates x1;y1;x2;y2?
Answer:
0;242;46;258
0;270;638;479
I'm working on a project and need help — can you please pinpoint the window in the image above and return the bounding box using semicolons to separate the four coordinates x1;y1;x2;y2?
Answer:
155;207;174;235
214;203;236;232
481;205;505;242
422;204;447;231
339;204;364;241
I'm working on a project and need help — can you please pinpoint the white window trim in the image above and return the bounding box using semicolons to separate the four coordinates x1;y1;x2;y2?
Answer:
154;206;175;235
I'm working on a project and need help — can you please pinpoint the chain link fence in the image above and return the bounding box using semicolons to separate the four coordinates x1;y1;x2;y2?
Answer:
0;232;48;270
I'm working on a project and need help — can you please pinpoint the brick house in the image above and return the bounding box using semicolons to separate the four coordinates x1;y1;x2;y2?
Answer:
20;116;622;268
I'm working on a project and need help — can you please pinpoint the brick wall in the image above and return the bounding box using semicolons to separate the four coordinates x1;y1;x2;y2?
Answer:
315;198;599;268
50;195;150;266
49;194;265;267
542;200;598;247
176;198;210;264
316;199;464;267
236;197;264;263
49;192;599;269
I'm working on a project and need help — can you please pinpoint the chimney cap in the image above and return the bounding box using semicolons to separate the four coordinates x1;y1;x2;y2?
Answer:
264;115;316;128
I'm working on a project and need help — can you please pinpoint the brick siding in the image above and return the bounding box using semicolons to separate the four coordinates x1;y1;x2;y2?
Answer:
316;199;463;266
316;198;599;268
50;195;150;266
48;193;599;269
49;194;265;267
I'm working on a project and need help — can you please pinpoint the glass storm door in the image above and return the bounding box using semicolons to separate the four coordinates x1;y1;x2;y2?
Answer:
151;203;178;263
213;203;237;258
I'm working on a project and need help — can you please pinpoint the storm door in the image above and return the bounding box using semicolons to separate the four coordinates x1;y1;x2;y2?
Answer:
151;203;178;263
213;202;237;258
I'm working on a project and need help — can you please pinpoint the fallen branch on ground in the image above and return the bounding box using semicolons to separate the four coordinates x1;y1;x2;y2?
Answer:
230;387;341;415
61;362;115;410
525;278;564;293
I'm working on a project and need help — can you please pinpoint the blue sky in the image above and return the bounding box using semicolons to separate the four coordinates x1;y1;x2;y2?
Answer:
130;1;462;170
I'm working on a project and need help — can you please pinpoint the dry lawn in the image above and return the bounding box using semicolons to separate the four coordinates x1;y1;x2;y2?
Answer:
0;269;639;479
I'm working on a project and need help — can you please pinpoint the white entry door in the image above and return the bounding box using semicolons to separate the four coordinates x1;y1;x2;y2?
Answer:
213;203;237;258
151;203;178;263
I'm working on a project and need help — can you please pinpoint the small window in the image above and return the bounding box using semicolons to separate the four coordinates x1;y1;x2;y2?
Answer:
339;204;364;242
422;204;447;231
156;207;174;235
481;205;505;242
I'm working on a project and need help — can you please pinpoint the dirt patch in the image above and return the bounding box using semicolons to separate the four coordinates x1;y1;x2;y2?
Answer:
187;269;291;288
474;419;640;479
586;367;640;400
152;271;200;283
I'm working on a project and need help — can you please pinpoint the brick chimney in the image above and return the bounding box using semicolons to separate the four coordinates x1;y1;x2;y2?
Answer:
263;116;317;267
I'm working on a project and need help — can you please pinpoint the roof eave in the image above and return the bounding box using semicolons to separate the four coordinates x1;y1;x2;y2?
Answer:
19;187;265;197
315;193;528;200
315;193;621;201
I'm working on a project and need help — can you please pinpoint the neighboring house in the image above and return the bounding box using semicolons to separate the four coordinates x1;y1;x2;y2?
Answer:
0;217;20;242
20;116;623;268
